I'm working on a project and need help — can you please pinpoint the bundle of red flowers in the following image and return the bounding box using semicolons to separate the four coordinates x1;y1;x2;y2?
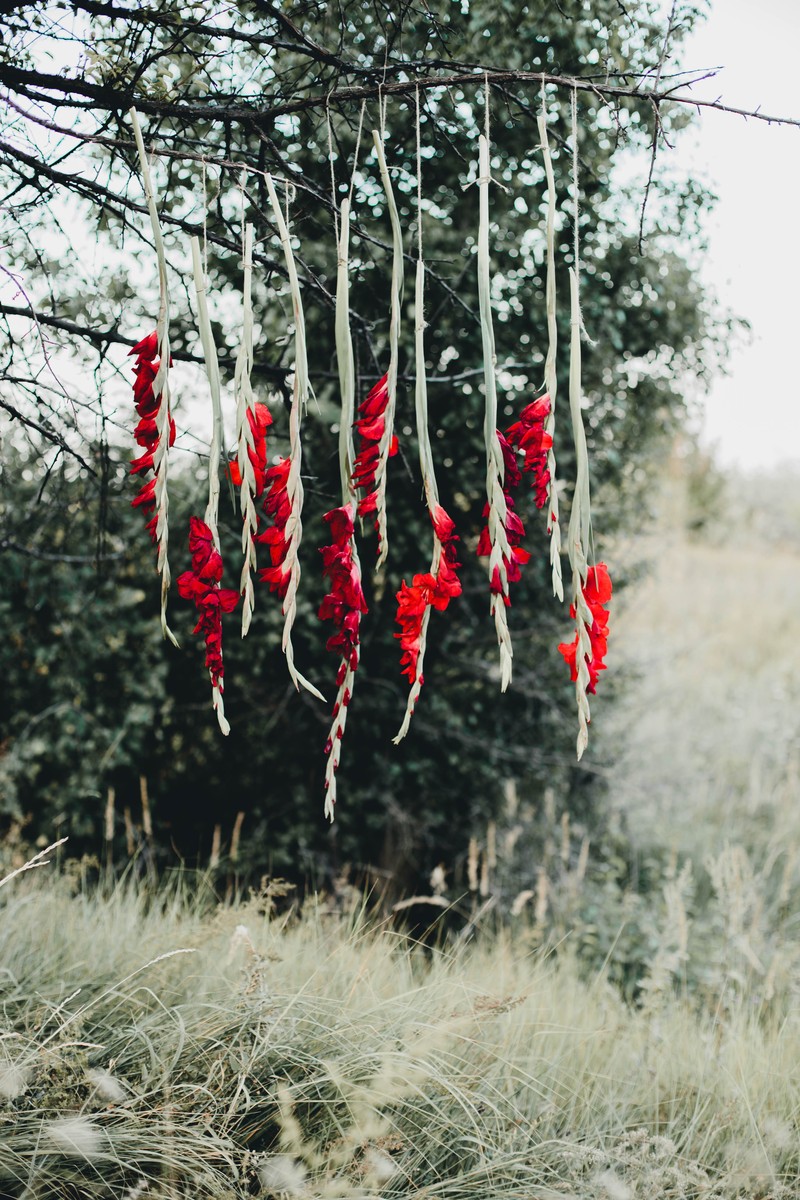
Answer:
395;504;461;686
257;456;292;598
319;505;367;687
558;562;612;695
506;394;552;511
476;432;531;607
318;504;367;813
177;517;239;694
129;331;175;542
229;402;272;500
351;373;398;554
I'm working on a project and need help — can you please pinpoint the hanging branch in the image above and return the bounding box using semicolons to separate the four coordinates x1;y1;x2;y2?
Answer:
319;197;367;821
476;132;514;691
262;171;325;702
537;98;564;603
129;107;179;648
189;235;234;736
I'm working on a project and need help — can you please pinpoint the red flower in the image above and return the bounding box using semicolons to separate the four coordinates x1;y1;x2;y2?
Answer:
558;562;612;695
128;331;176;543
177;517;239;690
318;504;367;802
506;393;553;510
394;504;462;686
255;455;293;598
476;432;528;607
351;373;398;556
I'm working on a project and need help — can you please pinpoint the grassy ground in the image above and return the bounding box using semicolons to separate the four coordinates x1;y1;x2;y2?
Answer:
2;462;799;1199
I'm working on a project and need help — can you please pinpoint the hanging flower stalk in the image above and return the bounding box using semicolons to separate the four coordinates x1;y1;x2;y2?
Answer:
393;258;462;744
189;234;235;735
562;267;611;759
476;132;514;691
349;131;404;568
320;198;366;820
537;102;564;601
258;172;325;702
233;222;272;636
129;108;179;647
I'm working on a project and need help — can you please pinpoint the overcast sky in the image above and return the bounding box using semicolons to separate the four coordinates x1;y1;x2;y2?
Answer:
670;0;800;471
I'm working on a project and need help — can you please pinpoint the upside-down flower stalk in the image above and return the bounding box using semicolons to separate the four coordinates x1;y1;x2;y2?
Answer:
537;99;564;601
563;266;610;759
257;172;325;702
177;518;240;698
129;108;179;647
476;133;514;691
320;198;366;820
393;257;462;744
189;234;234;734
233;222;271;636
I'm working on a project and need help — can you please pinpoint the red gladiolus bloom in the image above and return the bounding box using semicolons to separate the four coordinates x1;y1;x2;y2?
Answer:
255;455;293;598
351;373;398;554
476;432;528;607
558;562;612;695
128;331;176;543
395;504;462;686
506;393;553;510
177;517;239;689
319;504;367;682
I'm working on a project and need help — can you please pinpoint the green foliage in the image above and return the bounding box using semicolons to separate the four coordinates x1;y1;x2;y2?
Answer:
0;0;728;879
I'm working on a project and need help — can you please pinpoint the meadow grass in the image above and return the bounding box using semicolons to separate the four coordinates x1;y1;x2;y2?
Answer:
3;462;799;1199
1;859;799;1199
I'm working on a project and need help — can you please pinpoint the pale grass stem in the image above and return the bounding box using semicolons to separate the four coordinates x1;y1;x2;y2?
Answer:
234;221;259;637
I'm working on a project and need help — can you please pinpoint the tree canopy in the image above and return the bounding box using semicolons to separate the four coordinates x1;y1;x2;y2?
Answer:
0;0;725;888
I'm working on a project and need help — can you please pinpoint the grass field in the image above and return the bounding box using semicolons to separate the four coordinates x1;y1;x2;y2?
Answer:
2;463;799;1199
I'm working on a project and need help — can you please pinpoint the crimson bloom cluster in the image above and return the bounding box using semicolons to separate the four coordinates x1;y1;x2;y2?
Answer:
258;457;293;598
395;504;462;685
351;373;398;547
477;393;555;606
229;402;272;500
318;503;367;736
476;431;530;606
558;562;612;695
506;394;552;510
176;517;240;689
128;331;175;540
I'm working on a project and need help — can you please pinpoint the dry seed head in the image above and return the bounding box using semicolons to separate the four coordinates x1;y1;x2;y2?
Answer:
44;1116;104;1159
258;1154;308;1196
0;1059;28;1100
86;1067;127;1104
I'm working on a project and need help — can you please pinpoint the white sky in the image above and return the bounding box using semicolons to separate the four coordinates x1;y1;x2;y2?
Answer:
671;0;800;470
